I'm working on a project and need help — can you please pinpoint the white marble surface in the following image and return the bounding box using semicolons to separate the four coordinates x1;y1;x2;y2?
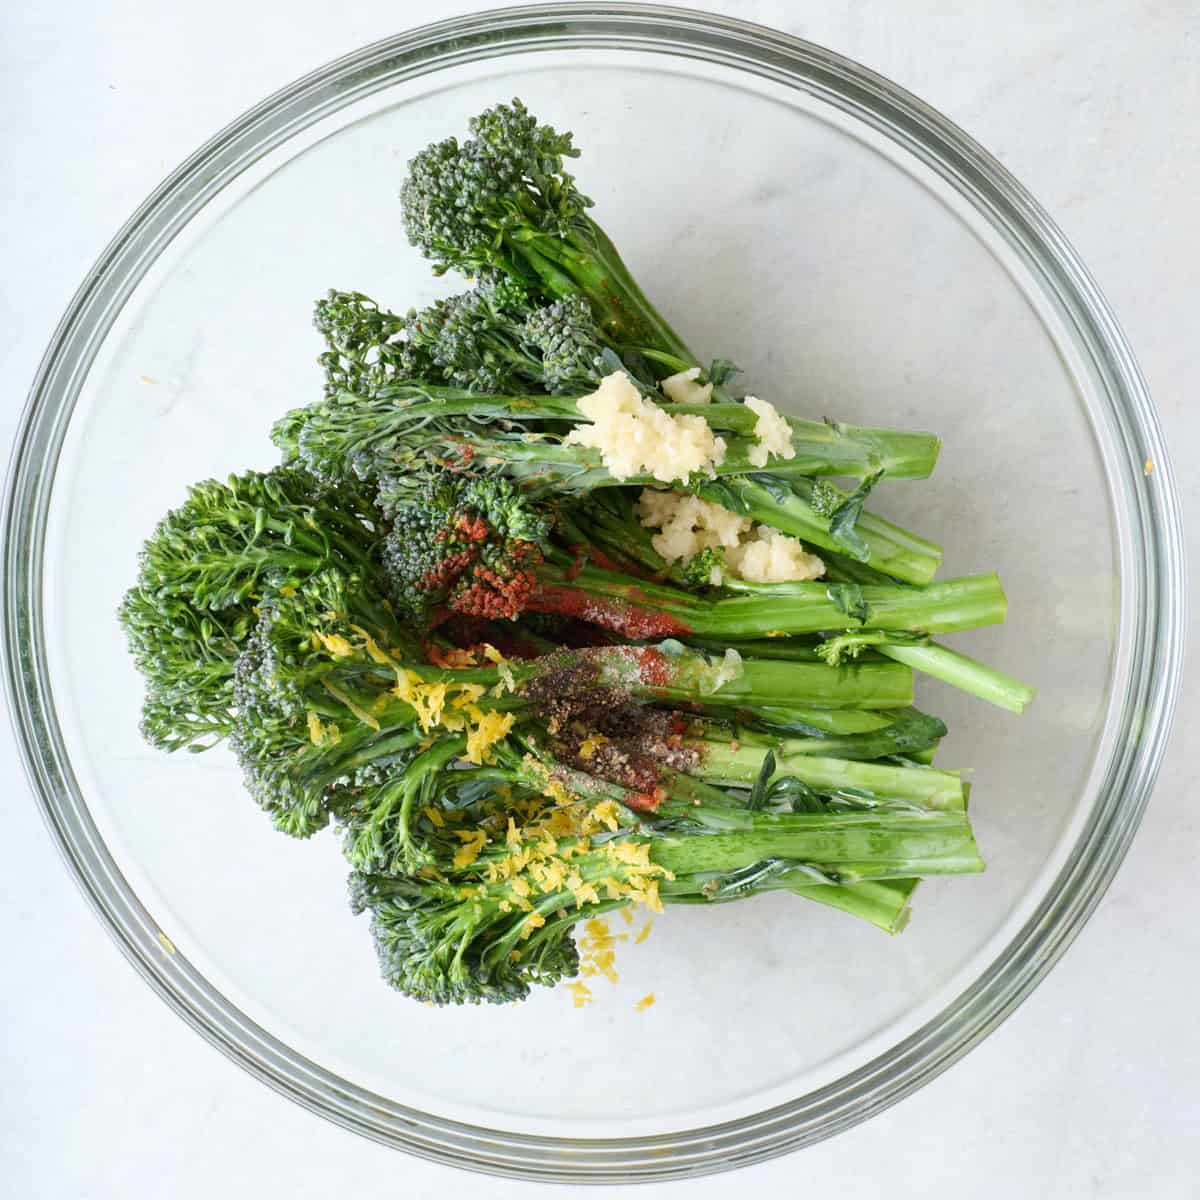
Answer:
2;1;1196;1196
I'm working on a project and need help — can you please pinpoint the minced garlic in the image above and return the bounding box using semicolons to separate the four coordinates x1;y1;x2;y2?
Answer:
660;366;713;405
564;371;726;483
743;395;796;468
636;488;824;583
635;489;751;562
727;526;825;583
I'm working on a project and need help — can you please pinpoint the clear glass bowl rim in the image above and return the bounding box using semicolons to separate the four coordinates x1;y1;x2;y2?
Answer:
2;2;1185;1183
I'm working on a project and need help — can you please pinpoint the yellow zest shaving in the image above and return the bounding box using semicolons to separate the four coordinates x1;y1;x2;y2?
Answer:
392;668;420;702
520;911;546;939
452;684;487;708
391;670;512;762
482;644;504;664
422;806;445;828
565;981;593;1008
475;764;673;947
578;732;610;760
464;709;515;765
635;919;654;944
578;918;626;985
314;631;355;658
588;800;621;833
619;906;635;925
529;856;567;892
349;625;395;667
412;682;449;731
604;840;652;868
306;713;340;747
453;829;488;868
635;993;656;1012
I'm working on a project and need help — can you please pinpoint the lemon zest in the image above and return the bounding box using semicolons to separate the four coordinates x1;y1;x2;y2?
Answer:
565;981;593;1008
314;631;355;658
452;829;488;868
306;713;340;747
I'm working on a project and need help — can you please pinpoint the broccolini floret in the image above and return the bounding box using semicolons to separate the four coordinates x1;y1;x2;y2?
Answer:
118;468;387;750
378;472;551;626
401;99;694;364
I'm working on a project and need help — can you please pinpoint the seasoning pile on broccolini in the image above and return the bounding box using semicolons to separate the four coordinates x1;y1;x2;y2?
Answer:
121;99;1034;1007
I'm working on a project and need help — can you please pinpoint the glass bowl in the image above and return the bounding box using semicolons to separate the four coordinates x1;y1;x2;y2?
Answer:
3;3;1184;1183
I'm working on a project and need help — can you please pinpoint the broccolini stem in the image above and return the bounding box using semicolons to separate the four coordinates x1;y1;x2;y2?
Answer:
670;407;941;480
687;708;945;761
781;877;917;933
647;811;983;881
531;563;1006;639
753;706;914;734
695;477;943;585
660;872;918;935
680;635;826;661
644;655;913;712
819;556;1035;711
515;217;696;363
874;642;1036;714
688;741;967;811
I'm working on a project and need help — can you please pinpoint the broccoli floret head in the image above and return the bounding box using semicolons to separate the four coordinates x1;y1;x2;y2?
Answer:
231;569;366;727
400;98;592;278
681;546;727;590
314;289;422;398
118;587;251;750
399;283;608;394
350;869;582;1006
379;472;551;627
521;293;605;393
227;567;423;838
132;468;369;610
313;277;606;397
400;282;534;393
118;468;384;752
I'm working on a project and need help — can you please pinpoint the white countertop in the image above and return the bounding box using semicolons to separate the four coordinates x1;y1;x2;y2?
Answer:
3;2;1196;1196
